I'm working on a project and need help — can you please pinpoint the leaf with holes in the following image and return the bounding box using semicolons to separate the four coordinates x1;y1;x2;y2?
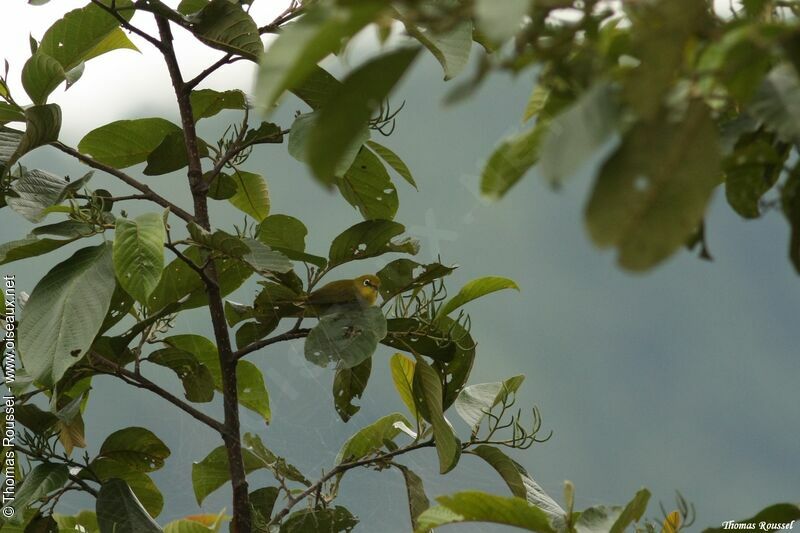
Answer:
305;305;387;369
338;147;399;220
95;427;171;473
333;357;372;422
329;220;418;268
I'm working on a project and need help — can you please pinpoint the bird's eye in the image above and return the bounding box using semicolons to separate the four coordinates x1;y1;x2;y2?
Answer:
363;279;371;287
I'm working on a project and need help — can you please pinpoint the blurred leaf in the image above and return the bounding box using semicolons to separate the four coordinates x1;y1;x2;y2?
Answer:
415;491;555;533
412;356;460;474
661;511;681;533
78;118;181;169
749;65;800;143
8;104;62;169
404;18;472;81
539;83;620;186
193;0;262;61
366;141;417;189
280;507;358;533
724;136;786;219
474;0;529;43
338;147;399;220
305;305;387;369
228;170;270;222
96;478;162;533
333;357;372;422
0;102;25;123
328;220;418;267
782;163;800;273
250;487;279;529
480;123;545;200
288;111;369;180
113;213;165;304
21;52;65;105
701;504;800;533
19;243;115;385
435;276;519;323
454;375;524;429
290;65;341;110
53;511;100;533
389;353;417;419
574;505;623;533
335;412;411;464
254;2;386;111
585;101;722;271
307;47;419;183
190;88;246;120
609;488;651;533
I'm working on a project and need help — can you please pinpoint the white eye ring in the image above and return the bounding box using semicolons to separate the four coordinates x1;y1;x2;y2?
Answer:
363;279;370;287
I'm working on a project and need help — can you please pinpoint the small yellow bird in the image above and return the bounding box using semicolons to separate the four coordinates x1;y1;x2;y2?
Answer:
301;274;381;314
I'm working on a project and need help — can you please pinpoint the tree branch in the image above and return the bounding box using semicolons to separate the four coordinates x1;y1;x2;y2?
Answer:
234;328;310;360
269;440;435;526
89;0;164;51
50;142;196;224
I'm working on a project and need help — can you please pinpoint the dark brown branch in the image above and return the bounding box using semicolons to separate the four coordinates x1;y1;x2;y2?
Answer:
156;14;253;533
269;440;435;526
50;142;196;224
89;351;227;435
234;328;310;360
185;54;246;91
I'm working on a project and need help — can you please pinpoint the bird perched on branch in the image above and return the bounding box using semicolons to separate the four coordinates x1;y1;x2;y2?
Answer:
300;274;381;315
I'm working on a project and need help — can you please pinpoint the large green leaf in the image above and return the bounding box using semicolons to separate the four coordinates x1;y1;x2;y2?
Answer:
335;412;410;465
96;478;162;533
412;357;460;474
164;335;270;422
149;346;215;403
22;52;66;105
19;243;116;385
190;88;247;120
90;460;164;518
328;220;418;268
254;2;387;111
9;463;69;519
396;464;430;531
191;446;267;506
585;101;722;271
7;104;62;169
0;235;81;266
305;306;387;369
38;0;134;72
366;141;417;189
415;492;555;533
228;170;270;222
257;214;307;252
333;357;372;422
288;111;369;180
7;169;90;222
701;504;800;533
113;213;165;304
307;47;419;183
337;147;399;220
435;276;519;323
480;122;546;199
538;83;620;186
78;118;182;169
143;131;209;176
289;65;342;110
469;445;564;522
95;427;171;473
454;375;524;429
0;102;25;123
404;18;472;81
193;0;262;61
749;65;800;143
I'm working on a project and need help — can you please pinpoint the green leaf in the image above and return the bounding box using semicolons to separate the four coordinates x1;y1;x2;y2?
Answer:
435;276;519;323
404;18;472;81
389;353;418;419
724;135;785;219
469;445;565;522
257;214;307;252
22;52;66;105
191;446;268;505
305;305;387;369
749;65;800;143
539;83;620;186
193;0;262;61
480;123;545;200
396;465;430;531
609;488;651;533
523;85;550;123
96;427;171;473
474;0;530;43
54;511;100;533
337;147;399;220
412;357;460;474
334;412;411;465
280;507;358;533
250;487;279;528
0;128;23;175
376;259;456;301
38;1;134;72
190;88;247;120
164;335;270;422
19;243;116;385
0;235;83;266
82;27;138;64
328;220;418;268
333;357;372;422
148;347;215;403
242;433;310;486
96;478;162;533
228;170;270;222
163;519;216;533
241;238;292;274
288;111;369;180
366;141;417;189
207;172;237;200
32;219;97;238
113;213;165;304
585;101;722;271
188;224;290;274
78;118;182;169
8;169;90;222
289;65;342;110
10;463;68;519
701;504;800;533
307;47;419;183
0;102;25;123
382;318;457;363
254;2;387;111
782;164;800;273
144;131;209;176
177;0;207;15
415;492;555;533
574;506;624;533
454;375;525;429
8;104;62;169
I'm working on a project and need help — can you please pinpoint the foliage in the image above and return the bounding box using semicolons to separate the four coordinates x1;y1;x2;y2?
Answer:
0;1;797;532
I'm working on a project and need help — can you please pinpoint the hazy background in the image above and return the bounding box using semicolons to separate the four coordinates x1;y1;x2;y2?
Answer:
1;1;798;530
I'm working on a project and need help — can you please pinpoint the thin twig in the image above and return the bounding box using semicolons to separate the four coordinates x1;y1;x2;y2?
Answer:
234;328;310;360
89;0;164;50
